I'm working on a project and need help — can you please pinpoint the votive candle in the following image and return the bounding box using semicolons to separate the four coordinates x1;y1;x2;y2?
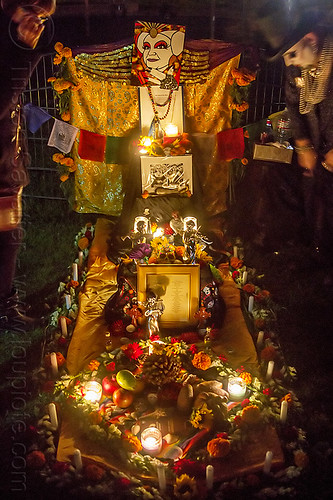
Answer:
242;271;248;284
164;123;178;137
65;294;71;309
256;330;264;348
233;245;238;258
280;400;288;424
60;316;68;337
266;360;274;381
206;464;214;490
73;448;82;470
50;352;58;377
84;381;102;403
141;426;162;456
228;376;247;401
78;251;83;267
248;295;254;313
72;263;78;282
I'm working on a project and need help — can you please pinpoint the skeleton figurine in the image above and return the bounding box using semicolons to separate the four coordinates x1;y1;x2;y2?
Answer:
144;294;165;337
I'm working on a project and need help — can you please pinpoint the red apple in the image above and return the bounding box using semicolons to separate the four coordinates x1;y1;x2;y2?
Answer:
102;376;119;396
112;388;134;408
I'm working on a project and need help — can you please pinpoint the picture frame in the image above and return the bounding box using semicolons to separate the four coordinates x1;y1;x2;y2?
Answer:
137;263;200;329
140;154;193;196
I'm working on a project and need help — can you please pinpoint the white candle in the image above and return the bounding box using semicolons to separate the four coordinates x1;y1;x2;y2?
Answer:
65;294;71;309
157;463;166;492
280;400;288;424
233;245;238;258
72;263;78;282
78;251;83;267
48;402;58;429
206;464;214;490
242;271;248;284
266;360;275;381
256;330;264;348
248;295;254;313
164;123;178;137
84;381;102;403
263;450;273;474
227;376;247;401
141;426;162;456
73;448;82;470
50;352;58;377
60;316;68;337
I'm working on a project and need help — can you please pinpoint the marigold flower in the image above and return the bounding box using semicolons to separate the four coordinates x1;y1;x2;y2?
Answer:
230;256;243;269
48;76;56;82
207;437;231;458
294;449;309;469
62;157;74;167
52;153;64;163
122;431;142;453
241;404;261;425
62;47;72;58
192;351;211;370
53;53;63;65
142;190;149;199
244;130;250;138
239;371;252;384
281;393;293;405
87;359;100;371
54;42;64;53
61;110;71;122
60;174;69;182
78;236;90;250
68;163;77;173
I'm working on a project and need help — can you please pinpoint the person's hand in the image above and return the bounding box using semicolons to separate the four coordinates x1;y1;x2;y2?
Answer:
295;140;317;177
16;10;46;49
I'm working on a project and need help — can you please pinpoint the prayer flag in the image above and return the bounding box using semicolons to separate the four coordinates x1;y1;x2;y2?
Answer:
105;136;129;164
47;119;79;154
78;129;106;162
217;127;245;161
23;103;52;133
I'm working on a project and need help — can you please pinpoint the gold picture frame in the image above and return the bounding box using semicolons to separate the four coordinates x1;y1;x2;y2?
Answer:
137;264;200;329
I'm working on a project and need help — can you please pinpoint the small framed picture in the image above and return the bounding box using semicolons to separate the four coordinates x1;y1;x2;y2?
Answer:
140;154;192;196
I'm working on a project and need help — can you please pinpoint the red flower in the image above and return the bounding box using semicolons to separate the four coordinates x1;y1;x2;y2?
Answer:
115;477;132;488
149;334;160;342
262;387;273;396
219;354;227;363
84;463;106;481
260;345;277;361
216;432;229;439
52;461;71;474
189;344;198;354
232;270;240;279
170;337;179;344
106;361;116;372
172;458;206;478
243;283;255;294
233;415;243;427
178;331;201;344
241;398;250;408
109;320;126;336
122;342;143;360
26;450;46;469
57;336;68;347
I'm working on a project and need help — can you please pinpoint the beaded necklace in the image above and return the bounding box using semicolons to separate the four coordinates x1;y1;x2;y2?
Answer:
147;86;174;120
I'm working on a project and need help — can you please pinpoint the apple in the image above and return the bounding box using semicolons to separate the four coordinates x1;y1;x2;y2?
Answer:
102;376;119;396
112;388;134;408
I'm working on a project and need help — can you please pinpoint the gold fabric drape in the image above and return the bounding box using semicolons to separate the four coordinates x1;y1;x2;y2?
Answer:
66;51;239;216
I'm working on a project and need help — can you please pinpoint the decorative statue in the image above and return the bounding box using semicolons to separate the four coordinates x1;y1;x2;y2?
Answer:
144;294;165;337
182;217;212;264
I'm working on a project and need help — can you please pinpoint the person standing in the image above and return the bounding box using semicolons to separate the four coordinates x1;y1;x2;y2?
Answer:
0;0;56;331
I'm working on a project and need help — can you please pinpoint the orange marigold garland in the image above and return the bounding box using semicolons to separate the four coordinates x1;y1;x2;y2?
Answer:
192;351;212;370
207;437;231;458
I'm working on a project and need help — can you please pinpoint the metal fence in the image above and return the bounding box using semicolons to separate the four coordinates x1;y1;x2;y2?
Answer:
23;52;286;200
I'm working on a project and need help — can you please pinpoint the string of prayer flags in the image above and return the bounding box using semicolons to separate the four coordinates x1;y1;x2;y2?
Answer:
105;136;129;164
217;127;245;161
47;119;79;154
78;129;106;162
23;103;52;133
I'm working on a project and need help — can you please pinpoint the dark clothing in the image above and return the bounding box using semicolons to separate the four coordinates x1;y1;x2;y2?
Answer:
0;9;51;193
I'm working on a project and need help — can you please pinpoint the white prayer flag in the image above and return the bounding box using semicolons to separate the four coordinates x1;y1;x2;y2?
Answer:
47;119;79;154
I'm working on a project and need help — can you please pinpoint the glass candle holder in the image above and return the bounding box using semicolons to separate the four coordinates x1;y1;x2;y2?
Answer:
227;376;247;401
84;381;103;403
141;426;162;456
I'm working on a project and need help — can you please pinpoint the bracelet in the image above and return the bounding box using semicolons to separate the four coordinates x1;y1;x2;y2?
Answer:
322;161;333;173
294;145;315;154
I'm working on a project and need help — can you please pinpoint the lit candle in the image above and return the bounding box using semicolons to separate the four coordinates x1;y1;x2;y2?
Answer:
73;448;82;471
84;381;102;403
153;227;164;238
233;245;238;258
48;402;58;429
242;271;248;284
266;360;275;381
65;294;71;309
280;400;288;424
263;450;273;474
50;352;58;377
227;376;247;401
72;263;78;282
206;464;214;490
60;316;68;337
78;251;83;267
164;123;178;137
157;463;166;492
141;426;162;456
256;330;264;348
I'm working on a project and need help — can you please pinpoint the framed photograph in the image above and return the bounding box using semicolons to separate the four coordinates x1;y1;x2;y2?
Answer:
140;154;192;196
139;86;184;136
137;264;200;328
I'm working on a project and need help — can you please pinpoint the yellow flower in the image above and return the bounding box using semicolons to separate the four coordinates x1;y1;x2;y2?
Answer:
122;432;142;453
53;53;63;65
192;351;211;370
61;111;71;122
47;77;56;82
62;47;72;58
60;174;69;182
87;360;100;371
54;42;64;53
190;403;213;429
239;371;252;384
52;153;64;163
174;474;197;499
53;78;72;93
207;437;231;458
